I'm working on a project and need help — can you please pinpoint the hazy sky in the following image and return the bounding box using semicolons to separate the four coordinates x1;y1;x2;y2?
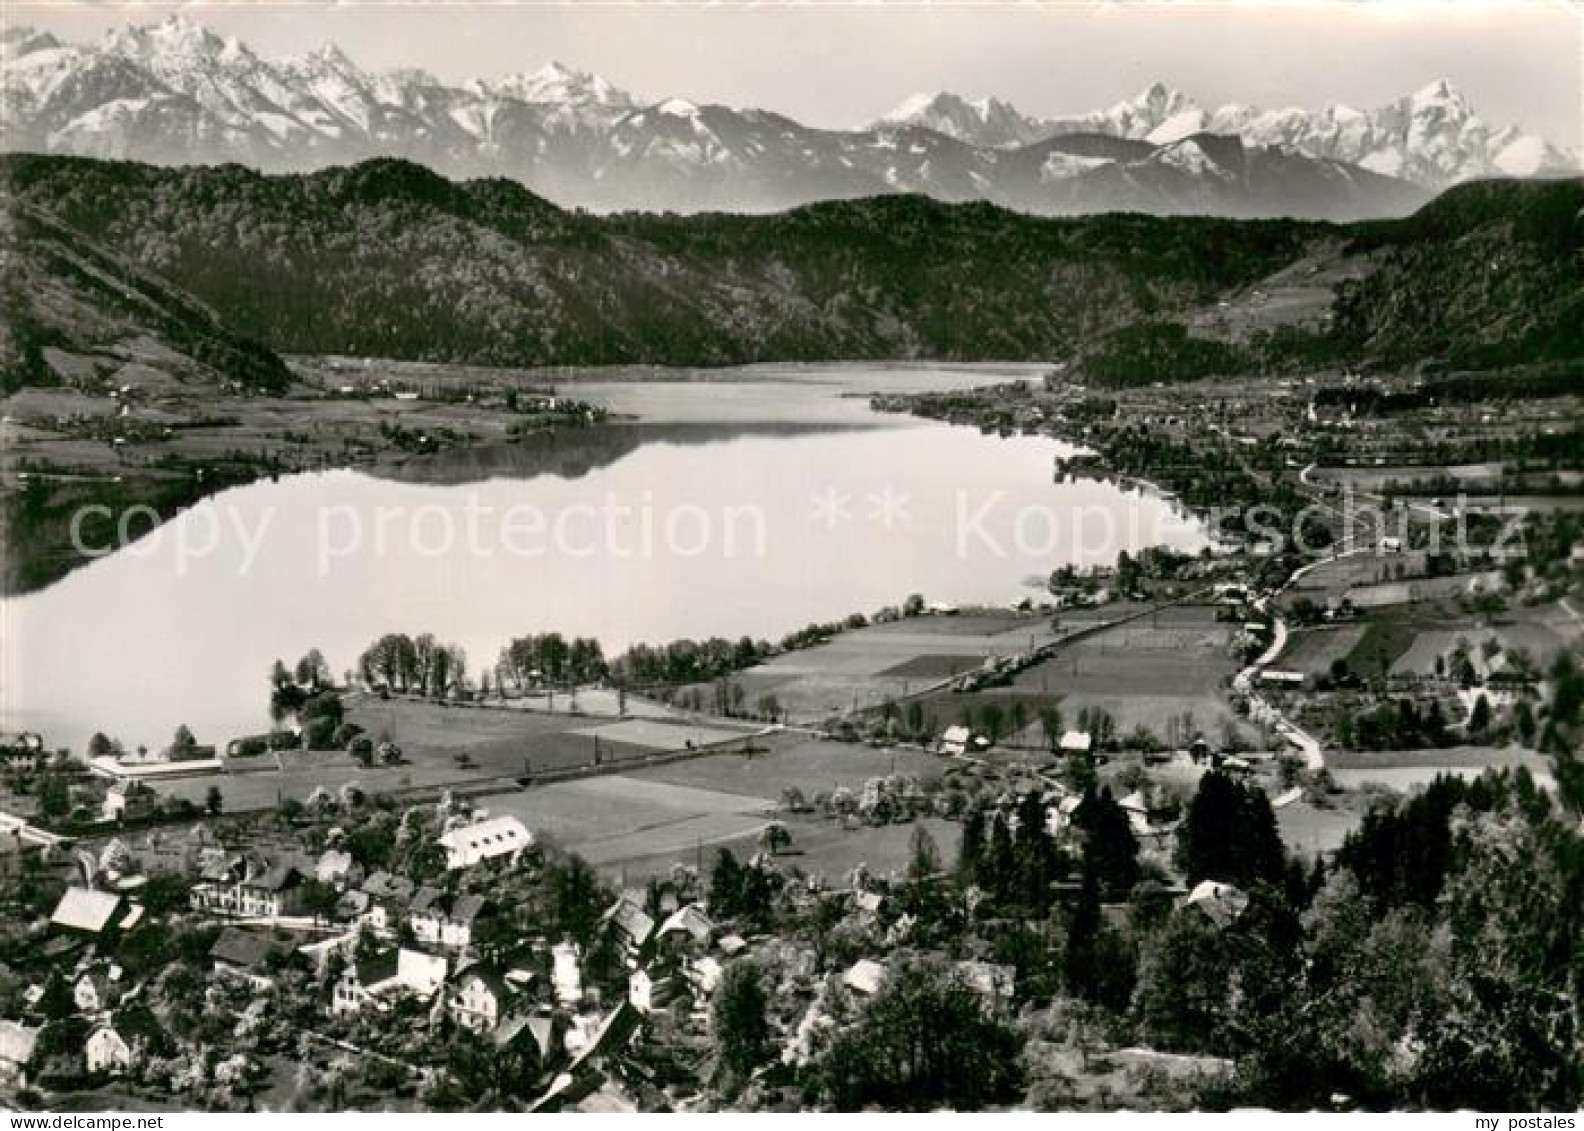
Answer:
10;1;1582;146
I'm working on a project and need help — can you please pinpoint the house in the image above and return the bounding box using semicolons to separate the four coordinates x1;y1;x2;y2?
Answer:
352;871;416;931
101;780;157;823
628;967;691;1015
842;959;888;996
50;887;136;937
85;1026;135;1074
1257;669;1308;690
74;971;117;1014
938;725;972;757
1182;880;1250;929
0;1020;39;1087
333;948;448;1015
410;889;489;950
601;898;656;966
494;1013;562;1069
447;965;515;1032
190;857;303;919
1058;730;1093;756
655;903;713;952
551;942;583;1006
333;950;400;1015
437;816;532;871
210;927;294;988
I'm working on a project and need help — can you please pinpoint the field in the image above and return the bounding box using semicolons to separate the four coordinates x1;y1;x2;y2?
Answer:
1283;551;1422;606
346;694;762;778
1276;625;1368;677
143;696;764;814
471;733;952;882
908;605;1252;748
1276;799;1366;857
630;734;945;800
1326;745;1555;793
609;815;963;886
475;776;773;875
725;612;1064;724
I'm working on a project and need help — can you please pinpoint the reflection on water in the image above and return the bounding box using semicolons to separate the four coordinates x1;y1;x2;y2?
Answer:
3;371;1205;755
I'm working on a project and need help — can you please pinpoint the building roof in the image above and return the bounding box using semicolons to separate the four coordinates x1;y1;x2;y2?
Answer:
437;816;533;867
842;958;888;996
940;725;972;744
602;898;655;948
210;927;290;970
1183;880;1250;930
456;963;515;1004
354;949;400;988
248;864;301;892
412;888;488;923
50;887;126;934
0;1020;39;1066
362;871;416;903
1059;730;1093;753
656;903;713;944
493;1013;558;1059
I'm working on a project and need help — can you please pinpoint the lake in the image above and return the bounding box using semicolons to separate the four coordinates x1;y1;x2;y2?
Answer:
1;365;1207;754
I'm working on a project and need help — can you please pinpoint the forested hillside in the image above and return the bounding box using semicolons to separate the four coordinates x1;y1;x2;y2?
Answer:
2;156;1578;382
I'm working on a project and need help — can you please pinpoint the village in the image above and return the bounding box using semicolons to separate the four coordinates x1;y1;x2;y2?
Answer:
2;354;1582;1112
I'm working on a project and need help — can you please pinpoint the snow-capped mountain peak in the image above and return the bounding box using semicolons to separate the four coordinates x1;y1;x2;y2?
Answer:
495;60;632;108
2;17;1574;216
877;90;1048;147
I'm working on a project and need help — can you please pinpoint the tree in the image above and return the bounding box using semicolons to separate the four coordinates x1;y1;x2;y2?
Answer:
1468;693;1492;737
1176;770;1284;887
908;824;941;881
171;724;197;755
1076;786;1139;899
1039;706;1064;752
1064;857;1103;999
295;649;329;689
37;971;74;1021
1136;908;1237;1055
205;786;224;816
957;808;986;884
816;964;1022;1111
547;855;604;947
713;962;772;1081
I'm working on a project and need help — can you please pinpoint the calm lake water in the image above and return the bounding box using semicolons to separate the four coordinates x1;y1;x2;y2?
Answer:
2;366;1207;754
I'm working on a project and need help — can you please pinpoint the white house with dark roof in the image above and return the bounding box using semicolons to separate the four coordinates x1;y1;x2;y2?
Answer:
447;965;515;1032
190;857;303;919
411;889;489;950
73;971;117;1014
85;1026;135;1074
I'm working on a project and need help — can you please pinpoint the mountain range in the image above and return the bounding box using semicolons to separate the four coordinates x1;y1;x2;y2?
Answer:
5;153;1579;382
880;79;1573;188
3;16;1572;219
